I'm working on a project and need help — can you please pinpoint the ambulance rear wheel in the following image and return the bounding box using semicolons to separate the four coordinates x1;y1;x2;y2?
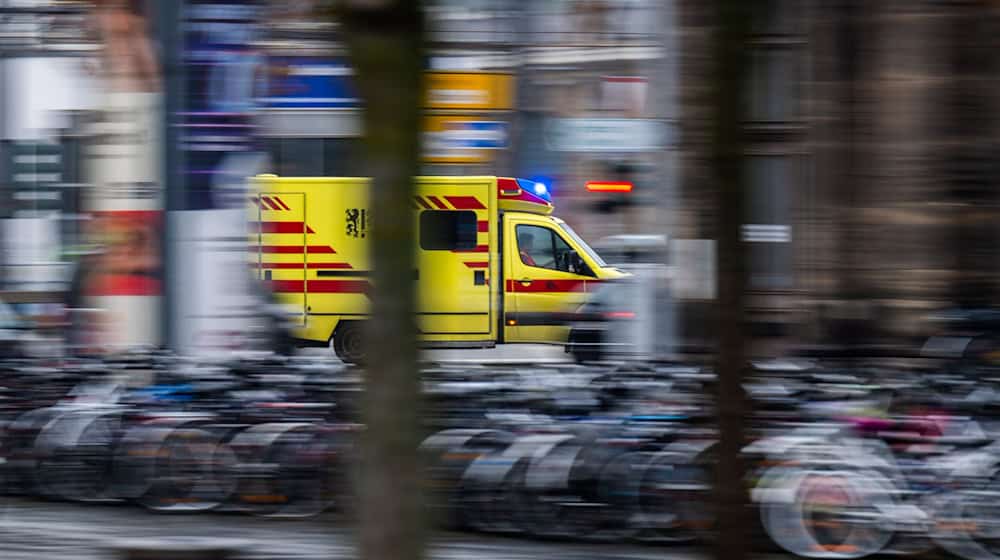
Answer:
332;322;366;365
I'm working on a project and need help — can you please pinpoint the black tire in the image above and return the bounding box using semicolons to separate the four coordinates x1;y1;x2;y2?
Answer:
569;329;603;363
137;429;229;512
332;322;365;365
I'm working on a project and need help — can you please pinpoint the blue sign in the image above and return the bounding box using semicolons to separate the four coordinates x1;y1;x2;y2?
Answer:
181;0;261;210
447;121;509;150
263;57;359;109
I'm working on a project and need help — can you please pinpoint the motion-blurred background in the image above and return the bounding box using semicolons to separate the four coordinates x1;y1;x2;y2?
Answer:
3;0;999;360
2;3;1000;560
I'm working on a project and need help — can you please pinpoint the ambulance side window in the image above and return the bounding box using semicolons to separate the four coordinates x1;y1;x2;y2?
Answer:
516;224;593;276
516;225;557;269
420;210;478;250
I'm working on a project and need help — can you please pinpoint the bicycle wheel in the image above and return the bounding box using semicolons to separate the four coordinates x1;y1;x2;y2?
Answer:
760;468;895;559
36;411;118;502
138;427;228;512
933;476;1000;560
257;427;341;518
633;451;713;543
422;429;514;529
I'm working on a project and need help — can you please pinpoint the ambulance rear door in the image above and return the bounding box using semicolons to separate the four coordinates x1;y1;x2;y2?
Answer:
414;180;494;339
250;191;307;326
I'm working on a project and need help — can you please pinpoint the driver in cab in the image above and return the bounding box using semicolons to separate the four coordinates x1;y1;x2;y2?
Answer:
519;232;538;267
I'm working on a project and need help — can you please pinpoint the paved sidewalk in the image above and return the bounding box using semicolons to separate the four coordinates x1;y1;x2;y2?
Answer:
0;499;706;560
423;344;570;364
301;344;572;365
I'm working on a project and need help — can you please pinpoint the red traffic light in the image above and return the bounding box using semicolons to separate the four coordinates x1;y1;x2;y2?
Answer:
586;181;633;193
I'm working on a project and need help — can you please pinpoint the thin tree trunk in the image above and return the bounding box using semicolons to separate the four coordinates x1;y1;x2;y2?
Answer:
338;3;425;560
711;1;751;559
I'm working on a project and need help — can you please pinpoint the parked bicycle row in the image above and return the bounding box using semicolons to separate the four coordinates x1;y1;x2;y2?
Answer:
421;359;1000;559
745;360;1000;559
0;352;358;517
7;350;1000;559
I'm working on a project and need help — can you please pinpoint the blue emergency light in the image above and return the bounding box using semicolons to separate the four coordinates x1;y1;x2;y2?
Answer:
518;177;553;202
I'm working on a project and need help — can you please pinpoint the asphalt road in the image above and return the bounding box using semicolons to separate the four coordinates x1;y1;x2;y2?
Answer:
300;344;572;365
0;499;706;560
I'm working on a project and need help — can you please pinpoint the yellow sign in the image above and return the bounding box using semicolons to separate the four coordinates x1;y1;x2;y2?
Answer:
425;72;515;111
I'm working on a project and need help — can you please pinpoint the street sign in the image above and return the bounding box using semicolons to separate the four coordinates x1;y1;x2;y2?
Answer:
181;0;260;210
1;142;65;218
425;72;515;111
424;117;509;164
442;120;508;149
262;57;358;109
741;224;791;243
545;118;673;152
7;142;62;185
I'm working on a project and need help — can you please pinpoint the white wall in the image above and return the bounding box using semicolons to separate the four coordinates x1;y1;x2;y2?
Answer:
4;57;100;140
172;209;260;358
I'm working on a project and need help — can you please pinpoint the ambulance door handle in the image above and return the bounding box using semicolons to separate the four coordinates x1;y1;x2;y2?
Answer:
518;278;532;286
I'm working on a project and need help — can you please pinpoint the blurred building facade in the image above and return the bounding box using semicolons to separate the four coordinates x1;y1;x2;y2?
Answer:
0;0;99;336
676;0;1000;352
2;0;1000;355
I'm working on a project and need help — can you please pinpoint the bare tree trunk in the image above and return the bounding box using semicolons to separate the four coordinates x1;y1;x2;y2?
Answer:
338;3;425;560
711;1;751;559
948;2;997;310
835;0;865;349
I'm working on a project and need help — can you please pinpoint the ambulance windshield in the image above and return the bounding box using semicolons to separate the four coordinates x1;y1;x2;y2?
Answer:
558;223;609;268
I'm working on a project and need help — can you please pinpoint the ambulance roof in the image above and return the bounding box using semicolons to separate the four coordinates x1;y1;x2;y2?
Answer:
497;177;554;215
255;175;556;216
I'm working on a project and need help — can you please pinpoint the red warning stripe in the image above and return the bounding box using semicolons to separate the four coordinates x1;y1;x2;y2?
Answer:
464;261;489;269
269;280;371;297
505;279;592;293
414;196;432;210
257;262;353;269
452;244;489;253
426;195;448;210
272;196;291;210
477;220;489;232
445;196;486;210
260;196;282;211
249;222;315;234
257;245;336;254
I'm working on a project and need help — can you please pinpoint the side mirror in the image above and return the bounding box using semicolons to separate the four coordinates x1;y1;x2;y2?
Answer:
572;253;594;277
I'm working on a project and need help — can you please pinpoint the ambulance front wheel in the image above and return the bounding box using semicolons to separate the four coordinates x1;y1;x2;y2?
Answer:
568;328;603;363
332;322;366;365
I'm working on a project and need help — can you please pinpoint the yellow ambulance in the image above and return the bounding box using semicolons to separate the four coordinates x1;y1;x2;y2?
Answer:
248;175;626;363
